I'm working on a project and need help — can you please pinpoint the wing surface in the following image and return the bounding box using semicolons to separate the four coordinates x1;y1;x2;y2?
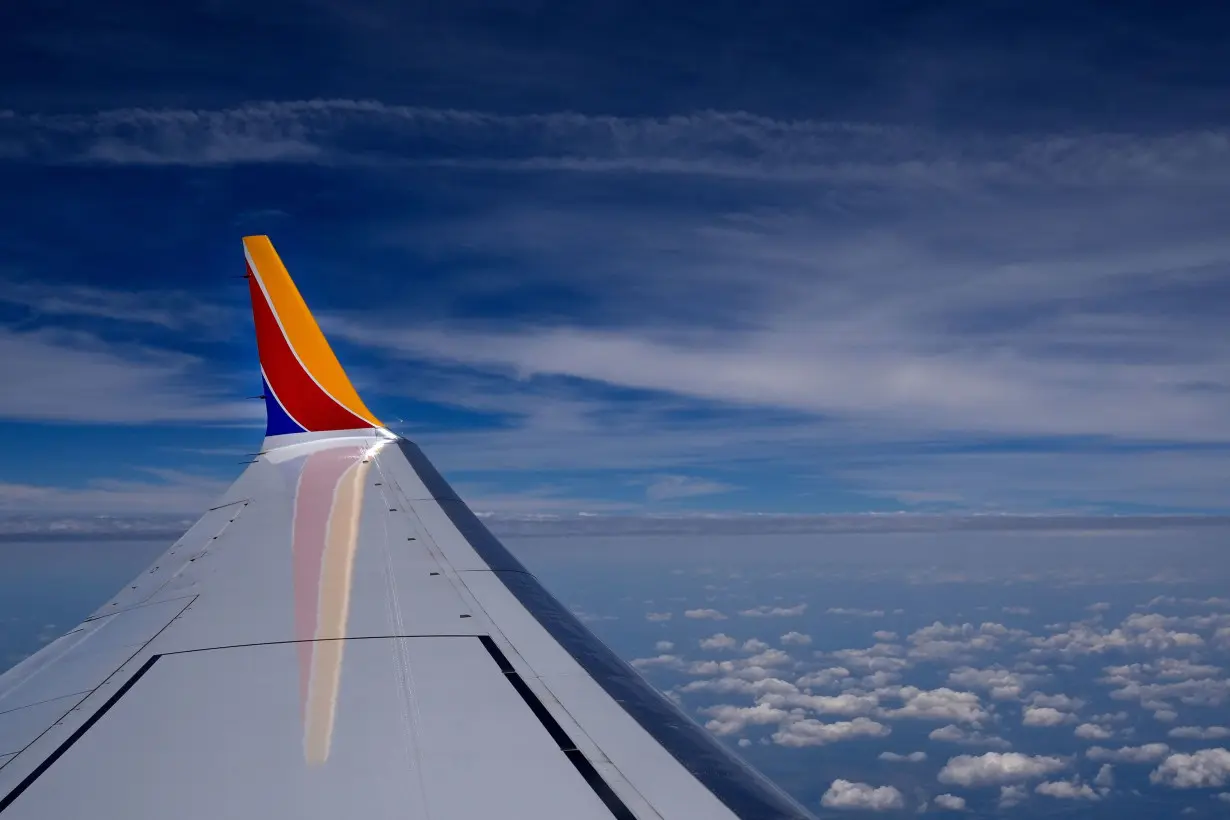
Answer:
0;237;816;820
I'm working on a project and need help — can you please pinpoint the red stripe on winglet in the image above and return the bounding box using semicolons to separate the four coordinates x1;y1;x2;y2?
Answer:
248;269;371;432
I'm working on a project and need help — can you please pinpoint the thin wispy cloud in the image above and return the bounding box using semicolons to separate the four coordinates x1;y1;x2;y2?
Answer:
2;2;1229;517
0;327;259;425
4;101;1230;188
0;468;229;515
329;314;1230;442
0;277;239;332
645;474;737;502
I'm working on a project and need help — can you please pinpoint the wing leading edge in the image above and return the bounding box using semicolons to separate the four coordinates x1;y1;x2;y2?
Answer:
0;237;816;820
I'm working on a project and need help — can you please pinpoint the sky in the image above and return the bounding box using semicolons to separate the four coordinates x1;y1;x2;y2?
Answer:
7;7;1230;814
3;0;1230;521
5;522;1230;816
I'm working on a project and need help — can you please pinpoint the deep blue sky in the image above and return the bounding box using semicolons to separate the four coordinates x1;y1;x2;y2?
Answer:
3;0;1230;521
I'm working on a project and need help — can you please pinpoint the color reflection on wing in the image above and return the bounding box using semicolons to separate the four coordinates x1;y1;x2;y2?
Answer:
289;442;375;765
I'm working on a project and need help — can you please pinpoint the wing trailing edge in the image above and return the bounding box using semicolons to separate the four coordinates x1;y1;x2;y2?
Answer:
243;236;384;438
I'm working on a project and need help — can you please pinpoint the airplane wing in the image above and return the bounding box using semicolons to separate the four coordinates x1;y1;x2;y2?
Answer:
0;237;816;820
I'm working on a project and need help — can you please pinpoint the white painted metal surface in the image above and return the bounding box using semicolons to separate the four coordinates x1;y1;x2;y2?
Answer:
1;640;616;820
0;435;815;819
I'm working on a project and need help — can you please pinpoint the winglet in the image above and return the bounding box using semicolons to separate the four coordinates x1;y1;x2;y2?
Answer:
244;236;384;437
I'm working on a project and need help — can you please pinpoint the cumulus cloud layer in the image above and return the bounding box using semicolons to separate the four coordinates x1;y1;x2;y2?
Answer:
1169;726;1230;740
772;717;891;748
938;753;1068;787
821;780;905;811
684;608;727;620
879;751;927;763
1036;779;1100;801
932;794;966;811
1150;749;1230;788
929;725;1012;750
1075;723;1115;740
1022;706;1077;727
616;560;1230;816
1087;744;1172;764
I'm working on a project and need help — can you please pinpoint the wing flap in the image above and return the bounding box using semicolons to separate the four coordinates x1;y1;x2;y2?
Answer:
0;697;84;759
1;638;627;820
0;597;196;767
